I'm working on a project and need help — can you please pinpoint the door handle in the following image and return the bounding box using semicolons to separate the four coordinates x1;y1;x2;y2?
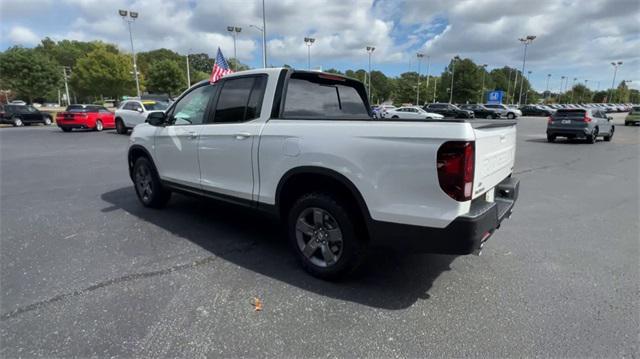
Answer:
234;132;251;140
187;131;199;139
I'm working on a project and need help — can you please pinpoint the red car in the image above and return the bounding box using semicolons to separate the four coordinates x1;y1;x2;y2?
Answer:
56;105;115;132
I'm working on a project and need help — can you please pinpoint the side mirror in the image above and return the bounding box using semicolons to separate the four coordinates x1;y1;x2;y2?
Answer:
146;112;167;126
137;107;144;113
607;116;613;121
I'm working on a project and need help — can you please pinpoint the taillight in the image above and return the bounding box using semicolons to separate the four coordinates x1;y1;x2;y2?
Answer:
547;116;553;124
583;116;592;123
437;141;475;202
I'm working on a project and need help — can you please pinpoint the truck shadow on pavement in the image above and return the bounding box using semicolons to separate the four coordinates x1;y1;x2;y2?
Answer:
101;187;456;310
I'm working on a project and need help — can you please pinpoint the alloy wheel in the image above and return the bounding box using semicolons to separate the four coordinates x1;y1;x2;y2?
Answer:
295;207;344;268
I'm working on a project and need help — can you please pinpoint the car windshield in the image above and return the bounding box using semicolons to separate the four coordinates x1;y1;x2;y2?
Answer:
143;101;169;111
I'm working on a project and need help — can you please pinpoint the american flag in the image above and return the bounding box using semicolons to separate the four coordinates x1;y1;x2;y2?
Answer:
210;47;233;83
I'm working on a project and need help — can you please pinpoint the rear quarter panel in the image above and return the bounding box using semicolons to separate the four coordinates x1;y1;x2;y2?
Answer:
258;120;476;228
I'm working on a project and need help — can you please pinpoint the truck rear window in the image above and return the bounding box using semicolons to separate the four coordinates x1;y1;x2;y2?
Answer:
282;73;370;119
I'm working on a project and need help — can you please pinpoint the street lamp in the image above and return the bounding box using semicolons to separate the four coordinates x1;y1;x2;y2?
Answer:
479;64;487;104
366;46;375;104
449;55;460;104
506;67;513;105
416;53;424;105
570;77;577;103
304;37;315;70
545;74;551;102
517;35;536;106
227;26;242;70
524;70;532;104
609;61;623;103
424;55;431;105
558;75;565;103
119;9;141;98
250;25;267;68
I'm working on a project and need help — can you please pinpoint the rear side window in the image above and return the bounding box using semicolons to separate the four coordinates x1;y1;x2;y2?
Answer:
213;76;265;123
66;105;88;112
282;73;369;119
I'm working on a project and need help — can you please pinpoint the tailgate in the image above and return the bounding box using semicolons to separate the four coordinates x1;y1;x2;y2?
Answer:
472;121;517;198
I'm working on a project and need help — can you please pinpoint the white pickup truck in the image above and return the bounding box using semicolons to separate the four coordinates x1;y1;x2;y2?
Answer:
127;68;519;279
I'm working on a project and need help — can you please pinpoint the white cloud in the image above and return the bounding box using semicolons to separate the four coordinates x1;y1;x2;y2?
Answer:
6;26;40;46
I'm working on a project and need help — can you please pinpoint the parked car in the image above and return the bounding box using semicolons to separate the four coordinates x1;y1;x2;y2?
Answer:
520;105;554;116
625;106;640;126
484;104;521;119
55;104;115;132
423;103;474;118
459;104;501;119
546;108;614;143
376;104;397;119
9;100;27;105
0;104;53;127
127;68;519;278
115;99;169;134
385;106;444;120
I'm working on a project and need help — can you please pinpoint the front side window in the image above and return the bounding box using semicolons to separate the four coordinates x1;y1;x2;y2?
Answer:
142;101;169;111
170;85;216;125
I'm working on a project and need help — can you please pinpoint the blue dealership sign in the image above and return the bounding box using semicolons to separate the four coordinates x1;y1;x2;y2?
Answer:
487;91;504;104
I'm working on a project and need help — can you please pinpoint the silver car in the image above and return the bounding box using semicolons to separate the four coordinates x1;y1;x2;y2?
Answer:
484;104;522;119
115;100;169;135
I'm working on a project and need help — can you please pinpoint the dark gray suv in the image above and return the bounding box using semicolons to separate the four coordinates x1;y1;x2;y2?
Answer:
547;109;614;144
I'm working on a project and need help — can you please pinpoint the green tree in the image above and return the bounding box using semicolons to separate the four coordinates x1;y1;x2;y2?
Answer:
189;53;215;73
147;59;186;97
437;57;484;104
613;81;630;103
36;37;119;68
370;70;392;104
190;70;210;85
0;47;61;103
325;68;344;75
227;59;251;71
71;46;138;99
137;48;183;76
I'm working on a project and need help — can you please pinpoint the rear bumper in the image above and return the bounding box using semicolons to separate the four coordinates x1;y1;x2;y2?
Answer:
368;177;519;254
57;120;93;129
547;127;591;136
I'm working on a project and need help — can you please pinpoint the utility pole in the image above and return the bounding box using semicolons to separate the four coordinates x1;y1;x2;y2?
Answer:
227;26;242;70
62;66;71;106
366;46;375;104
424;55;431;104
119;9;141;98
449;55;460;104
558;75;565;103
433;77;438;103
416;53;424;105
545;74;551;102
185;52;191;87
479;64;487;103
582;79;589;102
524;70;532;104
506;67;513;105
512;70;519;104
609;61;623;103
517;35;536;106
304;37;315;70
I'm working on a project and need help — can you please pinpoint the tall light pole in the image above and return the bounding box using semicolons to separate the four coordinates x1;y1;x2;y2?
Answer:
249;25;266;68
433;77;438;103
449;55;460;104
304;37;315;70
416;53;424;105
185;51;191;87
479;64;487;103
582;79;589;102
524;70;532;104
570;77;577;103
227;26;242;70
424;55;431;104
62;66;71;106
609;61;623;103
512;68;519;104
558;75;565;103
366;46;375;104
119;9;141;98
545;74;551;102
506;67;513;105
261;0;267;68
517;35;536;106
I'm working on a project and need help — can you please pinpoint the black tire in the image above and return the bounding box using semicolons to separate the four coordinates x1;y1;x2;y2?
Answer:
133;157;171;208
486;114;493;119
61;127;72;132
116;118;128;134
287;192;366;280
391;115;399;119
547;134;556;143
587;128;598;144
94;119;103;132
43;117;52;126
604;126;614;142
507;113;515;119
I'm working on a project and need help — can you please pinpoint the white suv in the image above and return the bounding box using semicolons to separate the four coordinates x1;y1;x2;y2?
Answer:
115;100;169;134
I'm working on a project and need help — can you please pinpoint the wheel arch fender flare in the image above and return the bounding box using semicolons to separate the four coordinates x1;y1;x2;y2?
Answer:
128;144;158;180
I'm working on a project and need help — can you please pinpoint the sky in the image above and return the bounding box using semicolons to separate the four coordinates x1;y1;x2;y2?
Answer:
1;0;639;92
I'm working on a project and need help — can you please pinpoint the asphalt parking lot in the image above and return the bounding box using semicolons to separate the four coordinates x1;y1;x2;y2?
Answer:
1;115;638;357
